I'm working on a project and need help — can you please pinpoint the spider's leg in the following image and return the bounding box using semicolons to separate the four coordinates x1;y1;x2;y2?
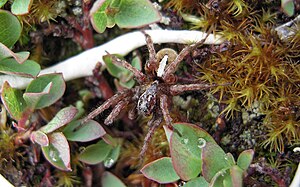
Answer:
162;27;214;83
82;89;133;123
104;98;131;125
139;113;162;159
170;83;221;95
141;31;157;73
107;52;147;83
159;94;173;128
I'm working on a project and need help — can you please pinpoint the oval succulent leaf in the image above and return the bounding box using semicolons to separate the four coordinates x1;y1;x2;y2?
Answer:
42;132;71;171
201;142;233;182
1;81;27;120
90;0;111;33
141;157;180;184
101;171;126;187
0;58;40;78
63;119;106;142
11;0;33;15
170;123;216;181
40;106;78;134
0;10;22;48
114;0;161;28
23;82;52;109
183;177;209;187
103;144;121;168
78;140;113;165
0;42;30;63
237;149;254;171
30;130;49;146
25;73;66;109
0;0;8;8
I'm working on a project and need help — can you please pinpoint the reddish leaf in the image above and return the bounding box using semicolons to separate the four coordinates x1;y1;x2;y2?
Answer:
40;106;78;134
170;123;216;181
42;132;71;171
30;130;49;146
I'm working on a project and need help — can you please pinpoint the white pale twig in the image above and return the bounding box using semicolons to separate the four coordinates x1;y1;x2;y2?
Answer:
0;30;224;89
290;147;300;187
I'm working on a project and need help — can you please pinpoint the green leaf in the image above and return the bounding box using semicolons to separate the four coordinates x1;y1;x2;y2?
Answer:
90;0;111;33
11;0;33;15
0;0;8;8
141;157;180;184
0;10;22;48
201;142;233;182
114;0;161;28
103;54;128;78
170;123;216;181
1;81;27;120
63;120;106;142
101;171;126;187
0;42;30;63
40;106;78;134
78;140;113;165
281;0;295;16
209;168;231;187
25;73;66;109
237;149;254;171
42;132;71;171
91;12;108;33
229;165;243;187
23;82;52;109
30;130;49;146
183;177;209;187
103;144;121;168
0;58;40;78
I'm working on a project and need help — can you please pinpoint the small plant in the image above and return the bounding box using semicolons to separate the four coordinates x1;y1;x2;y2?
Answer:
141;123;254;186
90;0;161;33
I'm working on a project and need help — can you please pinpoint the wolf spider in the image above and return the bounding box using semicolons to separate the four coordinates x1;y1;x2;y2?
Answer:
83;30;221;157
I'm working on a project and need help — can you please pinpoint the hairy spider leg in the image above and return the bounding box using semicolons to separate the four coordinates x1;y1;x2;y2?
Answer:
107;52;147;83
159;94;173;128
139;112;163;159
169;83;220;95
141;31;158;74
82;89;133;124
162;27;214;83
104;98;131;125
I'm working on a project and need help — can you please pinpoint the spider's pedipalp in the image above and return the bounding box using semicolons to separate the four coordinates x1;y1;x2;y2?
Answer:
107;52;147;83
159;94;173;128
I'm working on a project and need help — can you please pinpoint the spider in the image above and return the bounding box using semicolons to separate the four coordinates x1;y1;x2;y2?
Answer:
83;29;223;157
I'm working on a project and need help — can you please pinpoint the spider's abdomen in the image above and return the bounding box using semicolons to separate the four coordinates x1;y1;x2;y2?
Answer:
137;80;158;116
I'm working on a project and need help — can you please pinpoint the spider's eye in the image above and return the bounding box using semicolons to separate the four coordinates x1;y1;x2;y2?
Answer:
137;81;158;116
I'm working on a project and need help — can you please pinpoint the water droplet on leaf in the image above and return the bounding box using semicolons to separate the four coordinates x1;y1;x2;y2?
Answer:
49;150;60;162
104;158;115;168
197;138;206;148
181;138;189;144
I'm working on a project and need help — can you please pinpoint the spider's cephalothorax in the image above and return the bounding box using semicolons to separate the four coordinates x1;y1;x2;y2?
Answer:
83;30;222;156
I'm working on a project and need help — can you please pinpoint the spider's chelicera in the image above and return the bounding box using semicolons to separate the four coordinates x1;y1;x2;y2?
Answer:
83;30;221;156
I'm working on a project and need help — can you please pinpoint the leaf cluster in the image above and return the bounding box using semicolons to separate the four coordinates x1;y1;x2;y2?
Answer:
141;123;254;186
